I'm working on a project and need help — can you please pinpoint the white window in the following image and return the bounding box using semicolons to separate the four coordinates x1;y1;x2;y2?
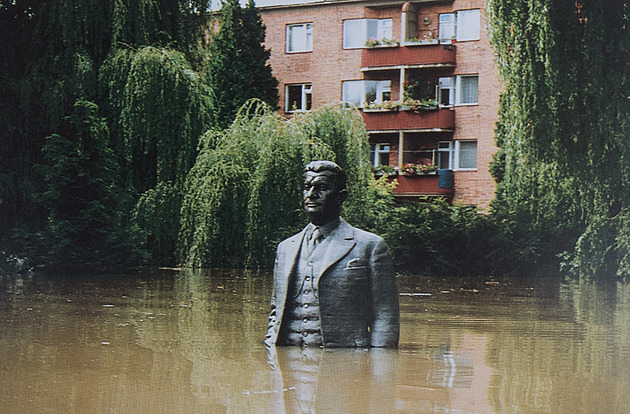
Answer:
437;141;477;170
286;23;313;53
458;75;478;105
438;9;480;43
343;18;393;49
438;14;455;43
437;141;452;169
456;10;480;41
372;143;390;167
456;140;477;170
438;75;478;107
438;77;454;107
342;80;391;107
285;83;312;112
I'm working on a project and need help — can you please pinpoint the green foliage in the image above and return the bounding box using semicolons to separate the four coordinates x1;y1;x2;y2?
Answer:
0;0;214;270
133;182;183;266
209;0;279;129
364;197;504;277
34;101;143;271
100;46;214;191
178;101;372;268
488;0;630;277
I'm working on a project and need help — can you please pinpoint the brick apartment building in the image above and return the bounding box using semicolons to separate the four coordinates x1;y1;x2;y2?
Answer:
256;0;501;208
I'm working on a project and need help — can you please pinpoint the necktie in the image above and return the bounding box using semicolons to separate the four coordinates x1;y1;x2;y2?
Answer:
307;227;321;255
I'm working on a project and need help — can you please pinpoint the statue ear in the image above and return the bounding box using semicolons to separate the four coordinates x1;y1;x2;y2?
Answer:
337;188;348;205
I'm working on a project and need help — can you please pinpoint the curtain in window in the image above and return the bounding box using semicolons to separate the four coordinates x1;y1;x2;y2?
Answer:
459;76;478;104
458;141;477;169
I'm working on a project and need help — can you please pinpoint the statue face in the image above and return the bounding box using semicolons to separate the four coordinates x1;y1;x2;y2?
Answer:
303;171;343;225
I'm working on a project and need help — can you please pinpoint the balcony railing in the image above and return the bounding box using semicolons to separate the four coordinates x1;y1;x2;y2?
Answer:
362;108;454;132
361;43;455;70
379;173;454;198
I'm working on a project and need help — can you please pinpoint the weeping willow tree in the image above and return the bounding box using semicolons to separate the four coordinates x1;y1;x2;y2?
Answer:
488;1;630;277
98;46;213;265
0;0;214;270
178;101;372;268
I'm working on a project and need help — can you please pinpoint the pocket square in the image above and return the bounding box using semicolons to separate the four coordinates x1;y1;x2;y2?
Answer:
346;258;367;268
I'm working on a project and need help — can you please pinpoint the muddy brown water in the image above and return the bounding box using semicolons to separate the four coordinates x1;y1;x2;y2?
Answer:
1;269;629;413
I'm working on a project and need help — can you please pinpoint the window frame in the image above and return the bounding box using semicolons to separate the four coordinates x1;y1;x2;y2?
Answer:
438;9;480;43
286;22;313;53
456;9;480;42
342;80;392;108
436;140;478;171
438;75;479;107
372;143;391;167
342;18;393;49
285;83;312;113
454;140;478;171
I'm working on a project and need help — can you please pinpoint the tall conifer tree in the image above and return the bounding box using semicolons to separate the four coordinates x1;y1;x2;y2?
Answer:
208;0;279;129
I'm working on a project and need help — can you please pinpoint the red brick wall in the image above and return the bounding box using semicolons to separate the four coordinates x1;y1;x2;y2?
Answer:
260;0;501;209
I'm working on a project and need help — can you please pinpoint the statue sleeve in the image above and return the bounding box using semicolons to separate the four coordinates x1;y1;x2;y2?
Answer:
368;238;400;348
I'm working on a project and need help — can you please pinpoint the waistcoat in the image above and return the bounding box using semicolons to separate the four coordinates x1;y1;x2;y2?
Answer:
281;238;324;346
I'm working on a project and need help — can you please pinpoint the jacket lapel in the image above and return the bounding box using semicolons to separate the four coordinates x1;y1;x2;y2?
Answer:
316;219;356;285
283;226;308;282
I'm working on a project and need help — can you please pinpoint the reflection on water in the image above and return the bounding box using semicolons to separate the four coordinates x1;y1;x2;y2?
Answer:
0;270;629;413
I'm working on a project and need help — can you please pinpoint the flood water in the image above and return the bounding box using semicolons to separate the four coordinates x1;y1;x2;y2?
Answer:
1;269;629;413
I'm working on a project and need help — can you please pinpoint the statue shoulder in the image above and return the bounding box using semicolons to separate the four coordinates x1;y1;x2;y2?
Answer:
341;219;385;244
278;229;306;249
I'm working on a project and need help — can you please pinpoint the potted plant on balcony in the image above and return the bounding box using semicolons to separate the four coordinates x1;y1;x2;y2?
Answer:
401;77;438;112
365;38;399;48
401;163;438;175
402;98;438;112
363;100;400;112
372;164;397;176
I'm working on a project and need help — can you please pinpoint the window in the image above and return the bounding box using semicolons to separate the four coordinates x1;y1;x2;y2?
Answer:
343;18;392;49
438;75;478;106
285;83;312;112
287;23;312;53
456;10;480;41
438;14;455;43
458;76;478;105
437;142;452;169
456;140;477;170
438;9;480;43
436;141;477;170
371;143;390;167
342;80;391;107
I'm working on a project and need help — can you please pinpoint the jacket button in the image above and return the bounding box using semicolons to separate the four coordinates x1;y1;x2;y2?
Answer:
305;276;311;281
304;290;311;295
303;304;309;309
303;318;308;323
302;331;308;337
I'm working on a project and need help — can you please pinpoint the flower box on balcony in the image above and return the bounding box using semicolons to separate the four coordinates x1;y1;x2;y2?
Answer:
403;39;439;47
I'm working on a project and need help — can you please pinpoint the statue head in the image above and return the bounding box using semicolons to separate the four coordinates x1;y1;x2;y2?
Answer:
303;161;348;226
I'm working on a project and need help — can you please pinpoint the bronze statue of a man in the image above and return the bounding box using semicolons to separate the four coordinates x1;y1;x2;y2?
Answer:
264;161;399;348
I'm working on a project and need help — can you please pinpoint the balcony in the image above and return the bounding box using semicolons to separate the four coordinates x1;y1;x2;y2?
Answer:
362;108;454;132
380;172;454;199
361;43;455;71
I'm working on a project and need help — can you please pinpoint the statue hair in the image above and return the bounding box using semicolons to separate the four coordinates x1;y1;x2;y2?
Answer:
305;160;347;192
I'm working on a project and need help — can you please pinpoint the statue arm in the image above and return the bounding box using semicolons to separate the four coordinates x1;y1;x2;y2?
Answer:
368;239;400;348
264;249;282;347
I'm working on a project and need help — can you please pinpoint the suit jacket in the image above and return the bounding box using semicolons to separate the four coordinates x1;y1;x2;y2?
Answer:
264;218;399;348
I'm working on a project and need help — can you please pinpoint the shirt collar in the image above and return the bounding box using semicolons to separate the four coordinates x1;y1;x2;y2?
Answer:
308;217;341;240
